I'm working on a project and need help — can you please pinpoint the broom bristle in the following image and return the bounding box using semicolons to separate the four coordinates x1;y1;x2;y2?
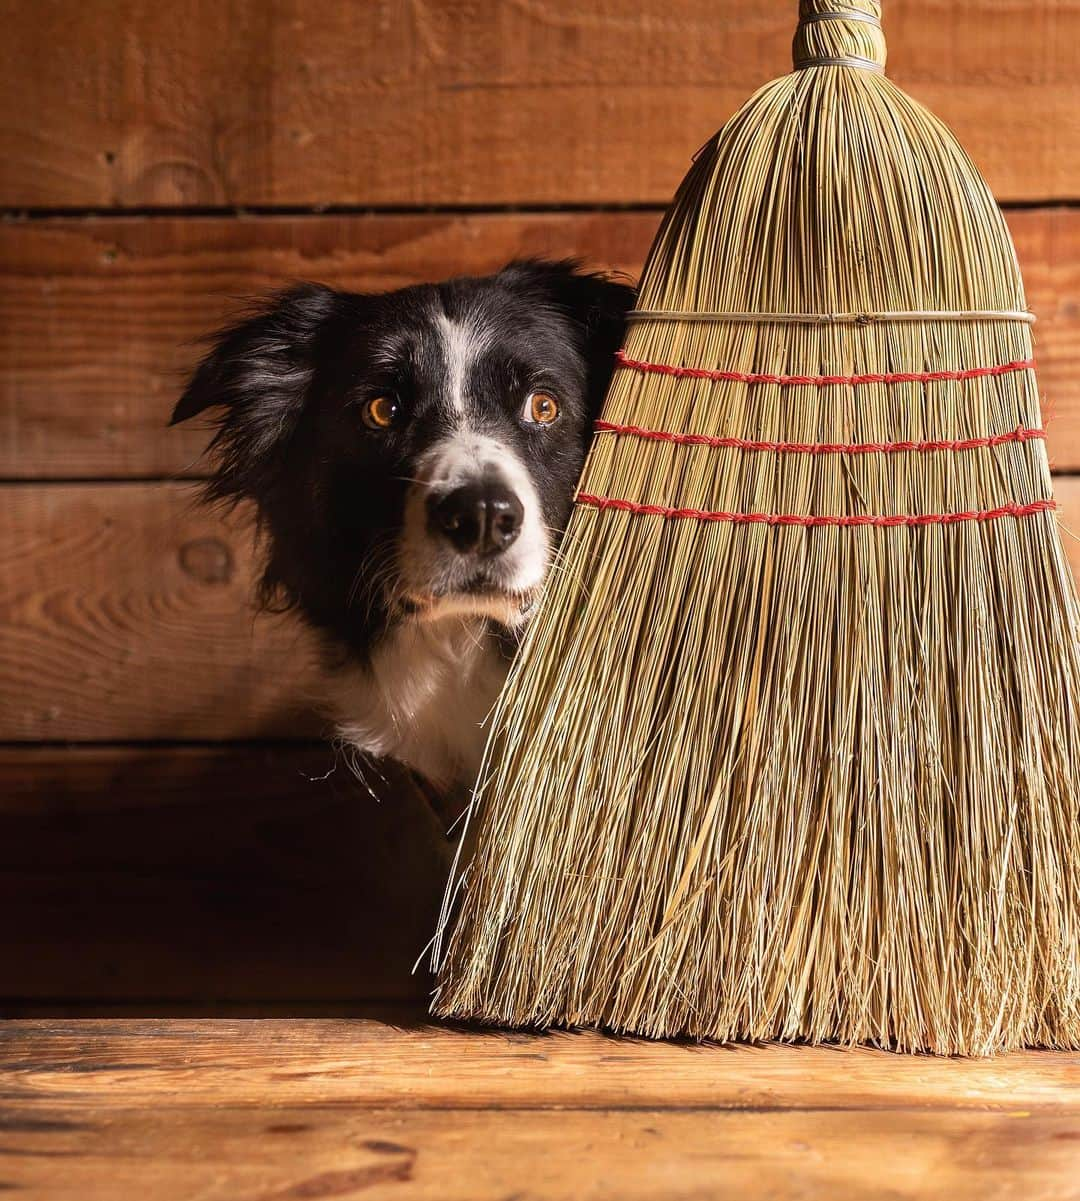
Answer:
431;0;1080;1054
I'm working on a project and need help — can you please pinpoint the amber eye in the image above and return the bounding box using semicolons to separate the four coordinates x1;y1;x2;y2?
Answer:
524;391;559;425
362;395;398;430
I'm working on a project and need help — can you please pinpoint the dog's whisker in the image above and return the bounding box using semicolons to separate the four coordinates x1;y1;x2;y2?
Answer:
342;746;386;804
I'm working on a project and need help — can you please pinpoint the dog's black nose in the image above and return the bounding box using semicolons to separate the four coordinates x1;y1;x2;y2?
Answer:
428;480;524;557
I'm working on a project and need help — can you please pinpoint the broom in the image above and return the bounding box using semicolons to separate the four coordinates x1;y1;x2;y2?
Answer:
431;0;1080;1054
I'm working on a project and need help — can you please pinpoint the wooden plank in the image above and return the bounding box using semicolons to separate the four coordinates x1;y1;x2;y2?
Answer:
0;743;336;815
0;1101;1077;1200
5;478;1080;744
1027;208;1080;473
1;2;1078;208
0;748;449;1003
3;1019;1079;1112
0;212;657;478
0;483;326;740
3;208;1080;479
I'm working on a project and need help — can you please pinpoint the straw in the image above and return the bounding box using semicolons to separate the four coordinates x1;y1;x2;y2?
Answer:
431;0;1080;1055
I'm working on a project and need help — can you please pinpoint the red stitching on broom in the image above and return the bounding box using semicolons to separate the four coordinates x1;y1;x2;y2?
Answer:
593;421;1046;455
614;349;1036;388
574;494;1057;527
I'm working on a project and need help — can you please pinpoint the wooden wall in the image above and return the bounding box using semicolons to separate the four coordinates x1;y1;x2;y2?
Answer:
3;0;1080;1009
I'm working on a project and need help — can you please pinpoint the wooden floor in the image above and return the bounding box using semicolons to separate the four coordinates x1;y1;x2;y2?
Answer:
2;1014;1079;1199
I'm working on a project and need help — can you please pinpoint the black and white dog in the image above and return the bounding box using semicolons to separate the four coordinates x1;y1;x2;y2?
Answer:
172;260;634;793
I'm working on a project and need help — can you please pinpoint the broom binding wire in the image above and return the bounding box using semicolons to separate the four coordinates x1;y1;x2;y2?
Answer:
625;309;1037;323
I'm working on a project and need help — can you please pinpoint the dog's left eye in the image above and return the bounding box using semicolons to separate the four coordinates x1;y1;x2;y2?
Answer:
362;396;399;430
522;391;560;425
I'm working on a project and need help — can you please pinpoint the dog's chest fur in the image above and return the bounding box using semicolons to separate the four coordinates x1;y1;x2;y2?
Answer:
326;619;510;789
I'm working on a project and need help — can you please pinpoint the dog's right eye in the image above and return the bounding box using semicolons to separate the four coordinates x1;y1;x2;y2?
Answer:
523;391;560;425
362;396;399;430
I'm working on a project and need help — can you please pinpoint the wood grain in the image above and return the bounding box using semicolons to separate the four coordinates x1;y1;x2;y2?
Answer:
0;483;325;740
3;1018;1079;1199
0;747;449;1003
2;1;1079;208
3;208;1079;479
5;478;1080;743
1;1096;1078;1200
4;1018;1079;1112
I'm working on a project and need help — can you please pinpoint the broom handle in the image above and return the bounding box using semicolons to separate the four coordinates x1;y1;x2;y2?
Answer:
793;0;887;73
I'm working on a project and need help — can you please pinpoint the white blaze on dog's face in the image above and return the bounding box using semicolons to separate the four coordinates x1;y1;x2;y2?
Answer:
397;315;551;627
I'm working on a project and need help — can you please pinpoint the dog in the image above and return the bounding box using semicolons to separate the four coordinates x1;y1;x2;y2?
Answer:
172;259;635;797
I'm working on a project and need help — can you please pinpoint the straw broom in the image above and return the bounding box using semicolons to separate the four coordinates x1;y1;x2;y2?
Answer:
431;0;1080;1054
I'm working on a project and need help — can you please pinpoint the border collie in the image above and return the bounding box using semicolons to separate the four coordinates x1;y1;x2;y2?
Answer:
172;260;634;796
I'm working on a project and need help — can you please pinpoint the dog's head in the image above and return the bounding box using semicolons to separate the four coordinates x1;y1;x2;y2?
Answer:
172;260;634;660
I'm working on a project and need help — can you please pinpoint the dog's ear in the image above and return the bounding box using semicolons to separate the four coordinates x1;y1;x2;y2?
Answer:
171;284;339;499
498;259;637;413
